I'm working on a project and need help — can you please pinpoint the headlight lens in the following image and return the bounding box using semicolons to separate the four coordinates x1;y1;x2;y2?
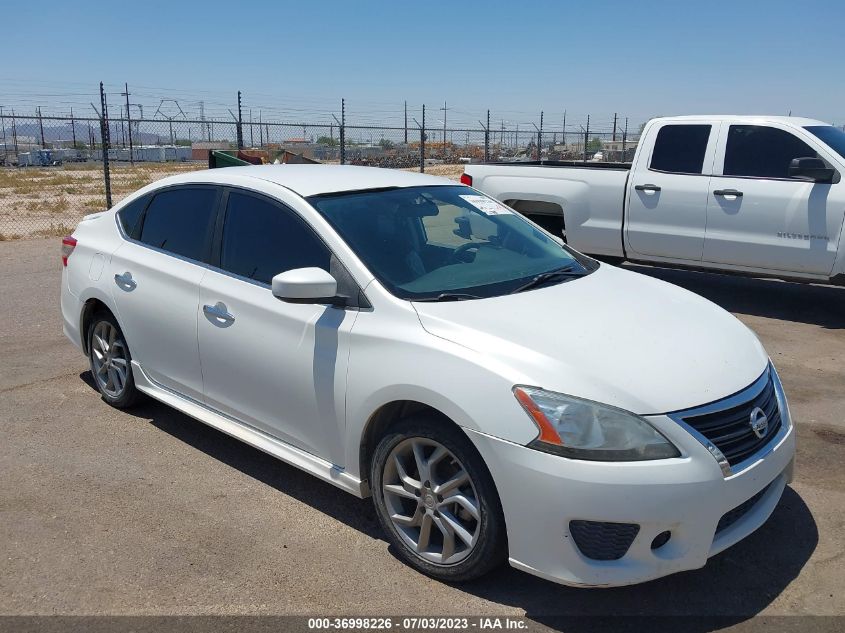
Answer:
513;386;680;461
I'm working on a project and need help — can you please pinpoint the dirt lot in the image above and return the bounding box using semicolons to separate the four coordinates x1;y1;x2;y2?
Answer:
0;238;843;630
0;162;465;241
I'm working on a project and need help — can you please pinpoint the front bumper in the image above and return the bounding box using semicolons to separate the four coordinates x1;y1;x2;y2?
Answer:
465;414;795;588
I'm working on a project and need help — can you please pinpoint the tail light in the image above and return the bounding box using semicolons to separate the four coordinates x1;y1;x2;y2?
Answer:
460;173;473;186
61;236;77;266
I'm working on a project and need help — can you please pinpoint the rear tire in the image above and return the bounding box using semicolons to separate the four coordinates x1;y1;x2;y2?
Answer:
370;416;507;582
87;312;143;409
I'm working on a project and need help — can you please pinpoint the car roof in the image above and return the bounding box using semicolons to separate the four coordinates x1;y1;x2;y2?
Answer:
154;164;457;197
652;115;829;127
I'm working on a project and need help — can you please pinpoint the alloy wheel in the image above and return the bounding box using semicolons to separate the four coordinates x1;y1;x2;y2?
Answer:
381;437;481;565
91;321;129;398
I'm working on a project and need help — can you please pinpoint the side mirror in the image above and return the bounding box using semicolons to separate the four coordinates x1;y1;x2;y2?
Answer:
271;268;341;305
789;157;835;183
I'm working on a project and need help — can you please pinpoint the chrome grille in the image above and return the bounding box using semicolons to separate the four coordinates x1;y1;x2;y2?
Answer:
680;370;782;468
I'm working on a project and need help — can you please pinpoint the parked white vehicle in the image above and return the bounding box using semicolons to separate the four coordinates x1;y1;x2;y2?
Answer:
61;165;795;587
463;116;845;285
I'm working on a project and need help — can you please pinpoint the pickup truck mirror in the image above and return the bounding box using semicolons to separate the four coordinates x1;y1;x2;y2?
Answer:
789;157;835;183
271;268;344;306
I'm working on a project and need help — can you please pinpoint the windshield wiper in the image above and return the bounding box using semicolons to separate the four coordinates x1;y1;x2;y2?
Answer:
413;292;483;302
509;265;587;294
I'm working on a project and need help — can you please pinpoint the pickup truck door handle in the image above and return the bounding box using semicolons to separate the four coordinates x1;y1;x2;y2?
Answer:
114;272;137;291
713;189;743;197
203;302;235;324
634;184;661;192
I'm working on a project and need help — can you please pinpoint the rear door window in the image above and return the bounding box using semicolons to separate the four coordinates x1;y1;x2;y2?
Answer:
649;124;712;174
139;187;219;261
723;125;819;179
219;191;331;285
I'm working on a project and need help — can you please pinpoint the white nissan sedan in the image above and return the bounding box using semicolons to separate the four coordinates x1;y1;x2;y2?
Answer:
60;165;795;587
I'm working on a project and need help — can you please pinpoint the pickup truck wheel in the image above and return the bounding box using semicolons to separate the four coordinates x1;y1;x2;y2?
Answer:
87;312;143;409
371;417;507;582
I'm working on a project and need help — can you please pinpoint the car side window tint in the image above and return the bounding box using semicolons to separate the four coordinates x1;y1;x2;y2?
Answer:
220;191;331;285
649;124;712;174
139;188;218;261
117;195;149;238
724;125;819;179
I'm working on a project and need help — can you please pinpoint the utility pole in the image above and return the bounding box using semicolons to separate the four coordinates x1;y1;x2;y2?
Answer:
612;112;617;142
259;111;263;147
501;120;504;146
485;110;490;161
38;107;46;148
562;110;566;145
122;83;134;164
236;91;244;149
538;111;544;161
420;105;426;172
440;100;449;158
404;100;408;144
583;114;590;162
70;107;76;148
622;117;628;161
199;101;207;141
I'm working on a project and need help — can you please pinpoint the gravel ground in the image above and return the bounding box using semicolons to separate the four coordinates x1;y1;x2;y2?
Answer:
1;238;843;630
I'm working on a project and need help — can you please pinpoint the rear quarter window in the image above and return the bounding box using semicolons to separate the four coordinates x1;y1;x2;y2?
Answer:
116;195;150;238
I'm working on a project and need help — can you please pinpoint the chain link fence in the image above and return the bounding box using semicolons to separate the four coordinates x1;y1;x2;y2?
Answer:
0;102;637;240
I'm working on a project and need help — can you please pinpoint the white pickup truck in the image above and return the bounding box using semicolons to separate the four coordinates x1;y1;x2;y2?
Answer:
462;116;845;285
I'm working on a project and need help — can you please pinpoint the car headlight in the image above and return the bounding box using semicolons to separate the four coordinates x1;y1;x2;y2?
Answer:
513;386;680;461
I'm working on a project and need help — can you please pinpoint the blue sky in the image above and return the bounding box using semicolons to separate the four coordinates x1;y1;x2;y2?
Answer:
2;0;843;130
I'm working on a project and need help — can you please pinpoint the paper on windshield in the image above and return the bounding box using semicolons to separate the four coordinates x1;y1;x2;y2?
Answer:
459;195;512;216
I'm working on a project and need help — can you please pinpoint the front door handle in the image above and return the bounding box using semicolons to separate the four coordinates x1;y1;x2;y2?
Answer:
203;302;235;323
114;272;137;291
713;189;743;197
634;183;661;192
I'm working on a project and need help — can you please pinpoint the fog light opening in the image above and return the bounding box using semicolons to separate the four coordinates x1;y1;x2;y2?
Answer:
651;531;671;550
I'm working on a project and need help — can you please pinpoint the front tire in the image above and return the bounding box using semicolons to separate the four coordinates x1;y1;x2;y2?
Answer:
370;417;507;582
87;312;143;409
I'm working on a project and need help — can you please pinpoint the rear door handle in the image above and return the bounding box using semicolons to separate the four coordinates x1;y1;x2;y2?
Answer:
713;189;743;197
203;302;235;323
114;272;137;291
634;184;661;192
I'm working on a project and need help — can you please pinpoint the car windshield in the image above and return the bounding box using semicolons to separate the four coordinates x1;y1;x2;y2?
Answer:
804;125;845;160
308;185;596;300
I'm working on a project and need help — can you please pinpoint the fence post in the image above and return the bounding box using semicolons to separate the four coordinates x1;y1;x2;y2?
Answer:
340;99;346;165
420;105;426;173
38;107;46;149
538;110;543;161
236;91;244;150
99;82;113;209
485;110;490;162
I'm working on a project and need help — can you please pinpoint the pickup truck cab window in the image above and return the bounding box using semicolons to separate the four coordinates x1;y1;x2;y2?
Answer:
649;124;711;174
723;125;818;179
139;187;218;261
220;190;331;285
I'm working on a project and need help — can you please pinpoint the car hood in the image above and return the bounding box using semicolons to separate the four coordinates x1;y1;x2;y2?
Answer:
411;264;768;415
